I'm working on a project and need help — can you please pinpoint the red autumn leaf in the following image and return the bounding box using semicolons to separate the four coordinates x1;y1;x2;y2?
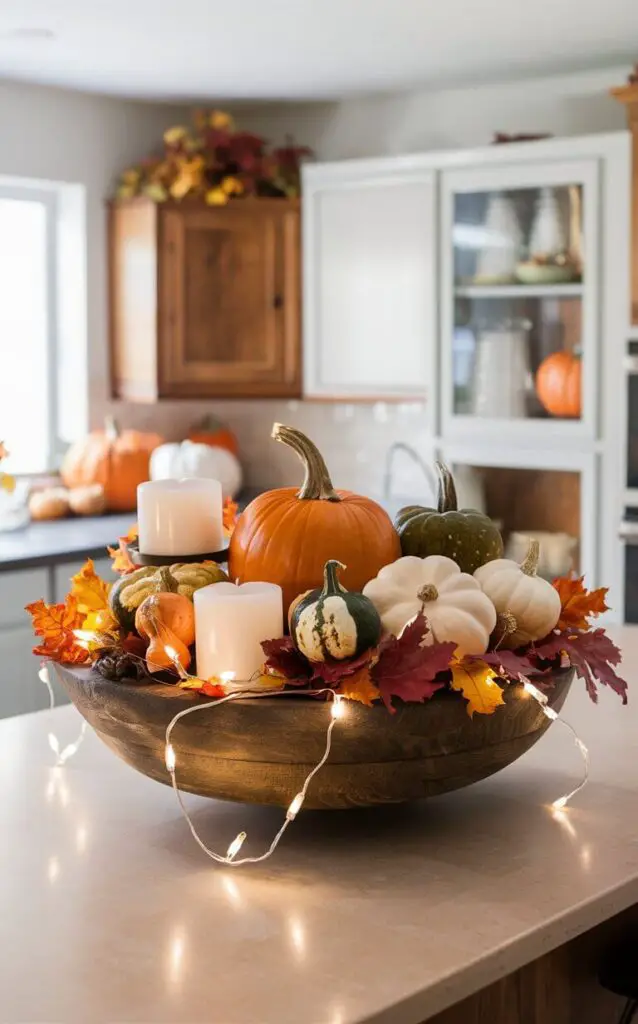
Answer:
199;680;226;698
121;633;148;658
482;648;538;679
371;614;455;712
261;636;312;683
532;628;627;704
553;575;609;630
26;595;89;664
309;647;375;686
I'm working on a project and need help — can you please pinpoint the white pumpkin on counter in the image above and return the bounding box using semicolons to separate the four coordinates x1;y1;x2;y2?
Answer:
363;554;497;656
150;441;242;499
474;538;561;648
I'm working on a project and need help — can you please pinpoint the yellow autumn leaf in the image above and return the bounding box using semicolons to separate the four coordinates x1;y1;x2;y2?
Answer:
164;125;188;146
209;110;234;131
70;558;111;615
338;666;380;707
450;659;505;718
205;187;229;206
169;156;205;200
0;473;15;493
82;607;119;633
222;176;244;196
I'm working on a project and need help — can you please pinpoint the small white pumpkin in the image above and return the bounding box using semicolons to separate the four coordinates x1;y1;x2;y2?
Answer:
150;440;242;499
474;538;561;648
363;554;497;656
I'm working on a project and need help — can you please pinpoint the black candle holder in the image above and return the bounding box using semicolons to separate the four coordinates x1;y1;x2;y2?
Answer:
126;537;230;567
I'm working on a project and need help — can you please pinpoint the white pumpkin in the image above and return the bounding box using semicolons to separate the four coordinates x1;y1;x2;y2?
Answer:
150;440;242;499
363;554;497;656
474;539;561;648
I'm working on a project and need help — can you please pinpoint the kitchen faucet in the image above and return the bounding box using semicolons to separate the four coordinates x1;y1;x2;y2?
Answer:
382;442;436;502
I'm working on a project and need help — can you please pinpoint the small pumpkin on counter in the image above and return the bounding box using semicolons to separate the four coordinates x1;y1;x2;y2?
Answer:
188;415;239;457
289;560;381;662
68;484;106;517
395;462;503;575
61;417;163;512
28;487;70;521
135;586;196;673
474;538;561;648
150;440;242;499
363;554;497;656
535;350;581;419
110;561;228;633
229;424;401;616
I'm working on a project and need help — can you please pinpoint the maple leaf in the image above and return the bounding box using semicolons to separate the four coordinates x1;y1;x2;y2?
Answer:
309;647;376;686
371;614;454;712
108;523;140;575
532;628;627;704
26;596;89;664
82;607;119;633
450;658;505;717
553;575;609;631
482;648;537;680
338;665;380;707
223;497;238;537
261;636;312;683
70;559;111;614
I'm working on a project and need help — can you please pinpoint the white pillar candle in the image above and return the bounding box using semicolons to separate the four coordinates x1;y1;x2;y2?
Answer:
194;582;283;682
137;478;223;556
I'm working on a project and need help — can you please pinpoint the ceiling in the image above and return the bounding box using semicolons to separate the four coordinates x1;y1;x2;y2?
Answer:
0;0;636;102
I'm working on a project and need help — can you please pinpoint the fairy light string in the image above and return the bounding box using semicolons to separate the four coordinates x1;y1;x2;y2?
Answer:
164;684;344;867
523;681;590;809
39;664;88;766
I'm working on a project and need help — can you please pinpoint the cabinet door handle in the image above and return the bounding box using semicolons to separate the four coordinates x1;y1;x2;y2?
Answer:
619;521;638;544
273;294;283;310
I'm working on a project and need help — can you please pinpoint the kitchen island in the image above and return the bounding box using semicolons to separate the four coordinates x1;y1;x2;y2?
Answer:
0;626;636;1023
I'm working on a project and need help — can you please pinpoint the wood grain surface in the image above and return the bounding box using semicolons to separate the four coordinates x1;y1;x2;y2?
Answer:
54;666;573;810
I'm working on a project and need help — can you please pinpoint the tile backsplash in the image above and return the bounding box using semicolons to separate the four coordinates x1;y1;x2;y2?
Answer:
104;399;436;501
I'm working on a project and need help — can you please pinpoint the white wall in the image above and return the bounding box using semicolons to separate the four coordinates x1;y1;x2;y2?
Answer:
0;78;187;434
239;65;631;159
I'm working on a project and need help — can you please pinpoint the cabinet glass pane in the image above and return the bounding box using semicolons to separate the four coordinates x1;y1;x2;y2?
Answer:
452;185;583;422
453;464;581;579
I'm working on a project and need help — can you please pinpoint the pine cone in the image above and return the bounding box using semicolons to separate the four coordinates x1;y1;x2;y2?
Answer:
95;652;148;682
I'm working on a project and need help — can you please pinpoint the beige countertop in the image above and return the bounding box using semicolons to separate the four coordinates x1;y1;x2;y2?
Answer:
1;625;637;1024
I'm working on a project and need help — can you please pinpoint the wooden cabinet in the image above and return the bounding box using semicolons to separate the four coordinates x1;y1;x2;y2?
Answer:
612;79;638;325
302;161;436;400
109;197;301;400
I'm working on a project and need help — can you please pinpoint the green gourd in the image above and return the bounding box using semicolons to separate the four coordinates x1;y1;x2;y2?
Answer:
395;462;503;575
289;560;381;662
109;561;228;633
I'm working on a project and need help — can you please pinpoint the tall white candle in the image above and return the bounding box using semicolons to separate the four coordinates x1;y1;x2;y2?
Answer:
137;478;223;556
194;582;283;682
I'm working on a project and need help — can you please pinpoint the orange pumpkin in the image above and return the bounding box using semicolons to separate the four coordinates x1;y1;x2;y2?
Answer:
536;351;581;418
228;424;401;616
135;586;195;674
61;417;163;512
188;415;239;457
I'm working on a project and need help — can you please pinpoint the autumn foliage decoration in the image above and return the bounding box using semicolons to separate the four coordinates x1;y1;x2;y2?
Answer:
115;109;312;205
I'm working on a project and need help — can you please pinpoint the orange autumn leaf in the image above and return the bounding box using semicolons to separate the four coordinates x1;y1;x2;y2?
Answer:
223;497;239;537
25;595;89;664
553;575;609;631
70;558;111;614
108;523;140;575
338;665;380;707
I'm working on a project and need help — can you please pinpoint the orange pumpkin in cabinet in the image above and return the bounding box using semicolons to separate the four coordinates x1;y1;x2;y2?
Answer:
535;351;582;418
61;417;163;512
228;424;401;616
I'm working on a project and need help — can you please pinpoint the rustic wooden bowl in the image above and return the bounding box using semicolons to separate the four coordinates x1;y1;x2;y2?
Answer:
54;666;574;810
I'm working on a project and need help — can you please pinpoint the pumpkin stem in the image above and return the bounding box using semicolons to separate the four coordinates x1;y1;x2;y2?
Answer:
157;566;179;593
272;423;341;502
417;583;439;604
323;559;347;595
493;612;518;651
520;538;540;577
104;415;120;442
435;462;458;513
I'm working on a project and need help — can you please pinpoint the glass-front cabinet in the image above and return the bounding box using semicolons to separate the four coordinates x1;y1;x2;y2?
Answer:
441;160;599;442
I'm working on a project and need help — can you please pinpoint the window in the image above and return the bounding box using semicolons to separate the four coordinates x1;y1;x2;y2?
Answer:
0;184;60;474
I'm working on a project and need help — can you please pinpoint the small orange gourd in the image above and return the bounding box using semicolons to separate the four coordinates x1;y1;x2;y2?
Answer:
135;570;196;673
535;351;581;418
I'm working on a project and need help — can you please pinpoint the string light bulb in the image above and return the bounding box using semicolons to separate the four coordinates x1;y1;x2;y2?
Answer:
165;744;176;773
331;694;345;719
287;793;304;820
39;663;88;766
226;832;246;861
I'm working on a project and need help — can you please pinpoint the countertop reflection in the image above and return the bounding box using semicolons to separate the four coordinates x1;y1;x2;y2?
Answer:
1;626;637;1024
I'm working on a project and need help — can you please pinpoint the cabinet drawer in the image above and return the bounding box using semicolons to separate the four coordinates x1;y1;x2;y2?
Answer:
0;626;70;719
0;569;49;628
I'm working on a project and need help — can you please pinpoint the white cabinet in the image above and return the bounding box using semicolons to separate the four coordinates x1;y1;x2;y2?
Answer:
302;161;436;401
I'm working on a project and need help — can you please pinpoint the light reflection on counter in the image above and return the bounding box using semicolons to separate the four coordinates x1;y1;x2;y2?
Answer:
47;855;60;884
288;916;306;960
167;925;187;991
221;874;243;909
75;823;88;854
